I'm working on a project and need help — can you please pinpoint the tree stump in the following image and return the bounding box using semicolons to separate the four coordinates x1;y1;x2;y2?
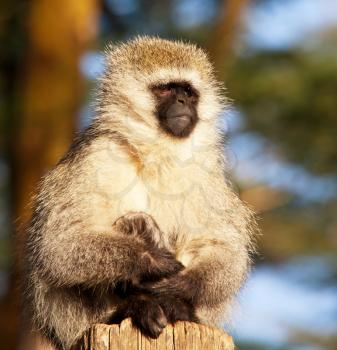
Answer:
76;319;234;350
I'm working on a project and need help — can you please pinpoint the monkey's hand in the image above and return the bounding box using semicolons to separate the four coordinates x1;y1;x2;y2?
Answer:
136;247;184;282
113;211;163;248
110;293;168;339
113;212;184;282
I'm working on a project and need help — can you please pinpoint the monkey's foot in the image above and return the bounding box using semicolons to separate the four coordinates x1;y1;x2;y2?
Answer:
132;297;167;338
110;294;167;339
157;295;198;324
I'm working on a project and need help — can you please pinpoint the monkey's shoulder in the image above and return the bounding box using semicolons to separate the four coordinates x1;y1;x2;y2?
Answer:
58;125;123;166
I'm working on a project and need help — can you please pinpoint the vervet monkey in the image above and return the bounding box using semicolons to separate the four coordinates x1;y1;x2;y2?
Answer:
25;36;255;349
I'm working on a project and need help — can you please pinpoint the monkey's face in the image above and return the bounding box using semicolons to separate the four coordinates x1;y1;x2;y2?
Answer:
151;82;199;138
101;37;226;144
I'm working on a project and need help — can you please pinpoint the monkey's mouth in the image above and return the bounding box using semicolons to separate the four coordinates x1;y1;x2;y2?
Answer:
165;114;198;138
168;115;190;131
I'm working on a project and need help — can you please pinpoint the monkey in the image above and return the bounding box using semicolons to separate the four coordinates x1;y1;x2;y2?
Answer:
24;36;255;350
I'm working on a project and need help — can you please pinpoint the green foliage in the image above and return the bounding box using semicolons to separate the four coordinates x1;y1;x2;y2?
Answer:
227;39;337;176
259;200;337;262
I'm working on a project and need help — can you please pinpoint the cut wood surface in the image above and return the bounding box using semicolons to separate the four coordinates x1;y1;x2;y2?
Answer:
76;319;234;350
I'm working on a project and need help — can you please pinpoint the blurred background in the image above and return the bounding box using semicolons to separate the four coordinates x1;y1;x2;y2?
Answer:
0;0;337;349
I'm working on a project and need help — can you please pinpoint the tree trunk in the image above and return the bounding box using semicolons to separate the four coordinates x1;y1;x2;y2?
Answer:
75;319;234;350
208;0;250;76
1;1;100;349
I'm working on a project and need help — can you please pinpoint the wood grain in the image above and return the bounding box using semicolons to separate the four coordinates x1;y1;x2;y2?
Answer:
76;319;234;350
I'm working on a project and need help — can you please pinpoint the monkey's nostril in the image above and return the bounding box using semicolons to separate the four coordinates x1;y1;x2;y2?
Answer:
177;98;185;104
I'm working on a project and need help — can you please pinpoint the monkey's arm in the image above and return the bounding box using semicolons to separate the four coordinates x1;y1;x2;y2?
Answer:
146;174;255;320
142;236;250;320
31;211;183;288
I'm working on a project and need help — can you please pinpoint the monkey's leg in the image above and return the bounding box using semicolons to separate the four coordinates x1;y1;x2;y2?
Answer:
33;283;113;350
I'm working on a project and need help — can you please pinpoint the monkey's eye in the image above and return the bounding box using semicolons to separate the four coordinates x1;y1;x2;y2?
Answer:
152;85;172;98
184;86;193;97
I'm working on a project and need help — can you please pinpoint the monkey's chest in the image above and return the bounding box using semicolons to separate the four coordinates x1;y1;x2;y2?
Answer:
89;146;207;240
125;175;206;231
113;179;149;215
102;159;209;244
113;177;180;226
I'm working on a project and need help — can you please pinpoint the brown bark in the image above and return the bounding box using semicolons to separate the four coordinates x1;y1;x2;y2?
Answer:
13;0;99;225
208;0;250;75
75;319;234;350
1;1;100;349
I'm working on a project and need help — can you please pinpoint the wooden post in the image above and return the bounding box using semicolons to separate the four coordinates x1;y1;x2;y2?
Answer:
75;319;234;350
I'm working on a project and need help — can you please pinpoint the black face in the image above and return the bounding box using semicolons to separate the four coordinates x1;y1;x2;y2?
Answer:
151;82;199;138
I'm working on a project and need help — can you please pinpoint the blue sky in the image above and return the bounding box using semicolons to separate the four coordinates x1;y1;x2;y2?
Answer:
246;0;337;49
172;0;337;49
232;260;337;347
227;121;337;203
82;0;337;78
